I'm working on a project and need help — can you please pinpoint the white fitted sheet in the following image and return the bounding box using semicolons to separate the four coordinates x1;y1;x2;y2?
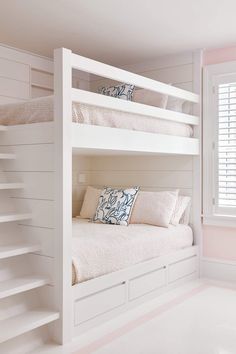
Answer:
72;218;193;284
0;96;193;137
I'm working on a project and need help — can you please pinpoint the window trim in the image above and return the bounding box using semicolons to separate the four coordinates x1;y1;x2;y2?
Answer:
203;61;236;227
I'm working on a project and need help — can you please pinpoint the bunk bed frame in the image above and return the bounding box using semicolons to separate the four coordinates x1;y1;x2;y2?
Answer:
0;47;201;349
54;48;201;342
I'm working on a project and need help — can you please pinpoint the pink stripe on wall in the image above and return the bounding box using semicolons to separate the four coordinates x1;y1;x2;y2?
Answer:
203;46;236;65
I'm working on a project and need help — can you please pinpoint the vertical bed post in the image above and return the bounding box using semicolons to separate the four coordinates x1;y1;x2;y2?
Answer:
54;48;72;344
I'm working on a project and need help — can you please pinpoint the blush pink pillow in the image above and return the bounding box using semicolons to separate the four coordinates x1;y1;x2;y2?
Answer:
133;89;168;108
130;190;178;227
80;186;102;219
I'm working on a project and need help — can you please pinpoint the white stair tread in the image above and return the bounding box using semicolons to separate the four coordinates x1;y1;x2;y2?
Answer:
0;125;7;131
0;212;31;223
0;182;24;189
0;243;40;259
0;275;49;299
0;309;59;343
0;153;15;159
31;342;63;353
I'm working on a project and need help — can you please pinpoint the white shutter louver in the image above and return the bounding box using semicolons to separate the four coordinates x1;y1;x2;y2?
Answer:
218;82;236;207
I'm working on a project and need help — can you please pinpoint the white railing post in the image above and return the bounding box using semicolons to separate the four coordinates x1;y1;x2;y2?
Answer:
54;48;72;344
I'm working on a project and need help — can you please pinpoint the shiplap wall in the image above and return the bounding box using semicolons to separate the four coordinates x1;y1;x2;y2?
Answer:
31;68;90;98
89;155;192;195
74;52;195;222
90;52;193;94
0;44;90;218
0;57;30;104
73;154;193;219
0;44;90;103
72;155;91;217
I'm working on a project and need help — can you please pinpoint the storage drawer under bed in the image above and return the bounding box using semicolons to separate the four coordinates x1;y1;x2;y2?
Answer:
74;282;126;325
168;256;197;283
129;266;166;300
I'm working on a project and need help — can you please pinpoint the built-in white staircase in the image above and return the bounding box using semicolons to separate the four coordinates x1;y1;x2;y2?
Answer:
0;125;59;348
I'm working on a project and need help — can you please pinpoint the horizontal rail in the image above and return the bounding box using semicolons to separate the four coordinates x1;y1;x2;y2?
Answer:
71;53;199;104
71;124;199;155
72;89;199;125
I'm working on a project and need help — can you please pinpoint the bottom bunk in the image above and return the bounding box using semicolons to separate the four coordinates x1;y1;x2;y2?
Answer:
72;217;193;284
71;218;199;336
73;244;199;335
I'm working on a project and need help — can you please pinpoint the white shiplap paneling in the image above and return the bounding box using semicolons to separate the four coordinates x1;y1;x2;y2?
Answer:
0;57;30;82
0;77;29;100
72;155;91;216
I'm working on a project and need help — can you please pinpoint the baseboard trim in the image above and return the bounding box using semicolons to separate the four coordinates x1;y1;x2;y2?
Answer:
201;258;236;282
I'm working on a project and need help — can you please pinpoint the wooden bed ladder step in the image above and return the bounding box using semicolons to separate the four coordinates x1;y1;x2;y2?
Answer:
0;310;60;343
0;182;24;190
0;153;16;159
0;243;40;259
0;125;7;131
0;213;31;223
0;275;50;299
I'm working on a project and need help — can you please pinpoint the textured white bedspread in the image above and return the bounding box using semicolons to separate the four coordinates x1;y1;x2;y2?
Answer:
72;218;193;284
0;96;193;137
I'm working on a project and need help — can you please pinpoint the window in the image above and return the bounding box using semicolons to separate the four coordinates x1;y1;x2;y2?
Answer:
217;81;236;209
203;62;236;226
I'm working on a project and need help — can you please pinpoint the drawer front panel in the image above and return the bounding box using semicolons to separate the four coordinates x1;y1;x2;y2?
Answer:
75;283;126;325
169;256;197;283
129;267;166;300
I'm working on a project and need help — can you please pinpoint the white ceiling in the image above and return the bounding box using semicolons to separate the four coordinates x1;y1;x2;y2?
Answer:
1;0;236;65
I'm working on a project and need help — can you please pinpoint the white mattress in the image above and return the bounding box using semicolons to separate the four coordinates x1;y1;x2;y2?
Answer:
0;96;193;137
72;218;193;284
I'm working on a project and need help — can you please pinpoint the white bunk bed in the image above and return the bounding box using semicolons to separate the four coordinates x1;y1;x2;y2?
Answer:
56;48;201;340
0;47;201;349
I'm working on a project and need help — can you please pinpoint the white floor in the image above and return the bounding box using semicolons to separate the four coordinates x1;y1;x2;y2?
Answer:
36;279;236;354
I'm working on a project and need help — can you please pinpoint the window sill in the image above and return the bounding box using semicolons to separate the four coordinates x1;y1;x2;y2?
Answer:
203;214;236;228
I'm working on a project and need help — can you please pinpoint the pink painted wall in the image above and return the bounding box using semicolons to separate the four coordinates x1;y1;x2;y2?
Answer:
203;46;236;262
203;46;236;65
203;225;236;261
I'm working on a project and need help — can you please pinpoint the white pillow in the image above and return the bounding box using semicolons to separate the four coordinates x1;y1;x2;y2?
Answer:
133;89;168;109
171;196;191;226
80;186;102;219
130;190;179;228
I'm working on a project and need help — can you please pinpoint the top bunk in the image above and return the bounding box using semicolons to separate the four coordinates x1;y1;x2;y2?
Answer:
56;48;200;156
0;48;200;156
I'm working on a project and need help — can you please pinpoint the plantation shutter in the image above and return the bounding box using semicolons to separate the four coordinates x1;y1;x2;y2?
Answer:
218;82;236;207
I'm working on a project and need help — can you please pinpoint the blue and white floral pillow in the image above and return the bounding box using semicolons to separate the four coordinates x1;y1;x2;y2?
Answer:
99;84;134;101
93;187;139;226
